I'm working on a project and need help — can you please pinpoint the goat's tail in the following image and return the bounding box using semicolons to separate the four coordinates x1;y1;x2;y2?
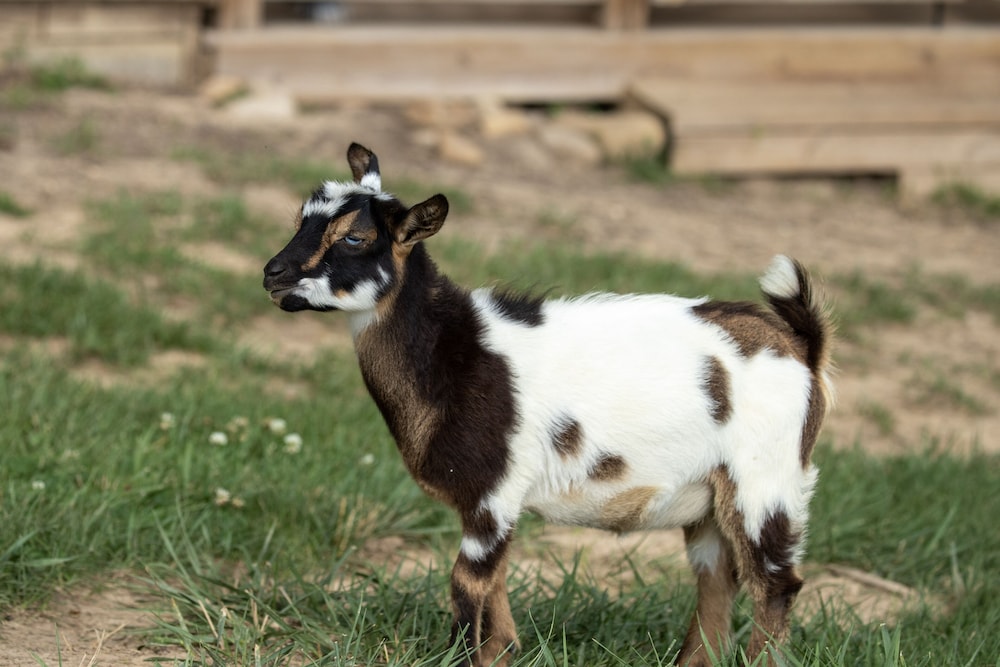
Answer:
760;255;835;405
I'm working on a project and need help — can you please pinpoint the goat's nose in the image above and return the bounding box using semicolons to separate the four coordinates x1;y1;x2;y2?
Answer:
263;257;291;286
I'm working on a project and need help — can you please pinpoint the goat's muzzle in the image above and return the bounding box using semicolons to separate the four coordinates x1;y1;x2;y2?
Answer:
262;257;299;308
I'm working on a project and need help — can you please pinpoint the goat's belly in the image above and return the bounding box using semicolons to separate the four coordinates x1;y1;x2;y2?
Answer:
526;481;712;534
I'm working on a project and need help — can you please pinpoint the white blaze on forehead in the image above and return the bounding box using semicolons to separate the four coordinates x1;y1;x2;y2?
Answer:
302;194;346;220
300;179;393;220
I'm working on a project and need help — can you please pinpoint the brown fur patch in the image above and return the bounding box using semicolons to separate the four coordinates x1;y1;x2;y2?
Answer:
356;325;443;495
800;376;827;467
693;301;807;364
707;466;803;661
357;245;515;518
678;520;740;667
589;454;627;481
301;209;366;271
451;541;514;666
708;466;761;596
481;553;519;666
599;486;657;533
703;356;732;424
551;418;583;458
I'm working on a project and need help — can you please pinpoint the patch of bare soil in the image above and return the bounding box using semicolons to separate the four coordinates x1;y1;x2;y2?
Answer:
0;575;182;667
356;527;939;627
0;86;995;656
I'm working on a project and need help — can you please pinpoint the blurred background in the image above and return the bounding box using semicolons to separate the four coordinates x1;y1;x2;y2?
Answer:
2;0;1000;194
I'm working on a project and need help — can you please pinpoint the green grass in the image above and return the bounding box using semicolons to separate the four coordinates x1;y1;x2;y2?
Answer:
28;57;111;93
0;190;31;217
857;400;896;436
1;56;111;109
0;262;213;366
170;146;474;212
171;146;347;199
50;116;100;155
434;236;760;302
933;182;1000;220
2;190;1000;665
79;189;279;325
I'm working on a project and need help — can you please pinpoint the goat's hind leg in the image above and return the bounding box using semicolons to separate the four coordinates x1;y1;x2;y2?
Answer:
676;518;740;667
709;467;808;664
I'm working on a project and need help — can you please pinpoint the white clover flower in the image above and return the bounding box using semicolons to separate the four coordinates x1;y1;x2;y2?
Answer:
160;412;176;430
359;453;375;466
226;416;249;433
283;433;303;455
31;480;46;491
209;431;228;446
230;496;246;509
214;487;231;506
266;418;287;435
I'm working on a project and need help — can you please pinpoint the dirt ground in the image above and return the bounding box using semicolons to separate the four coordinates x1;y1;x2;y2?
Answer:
1;88;996;665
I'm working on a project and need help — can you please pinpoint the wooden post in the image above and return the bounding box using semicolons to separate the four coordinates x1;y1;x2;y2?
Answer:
602;0;650;30
217;0;262;29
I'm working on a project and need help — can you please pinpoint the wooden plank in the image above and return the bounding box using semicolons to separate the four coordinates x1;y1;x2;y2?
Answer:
602;0;650;28
0;5;41;39
46;4;201;35
670;130;1000;175
631;80;1000;134
651;0;963;5
206;26;1000;103
217;0;262;29
315;0;600;4
27;39;192;85
0;0;210;4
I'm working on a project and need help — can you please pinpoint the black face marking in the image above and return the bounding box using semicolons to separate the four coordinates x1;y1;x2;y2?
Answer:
263;193;403;312
490;289;545;327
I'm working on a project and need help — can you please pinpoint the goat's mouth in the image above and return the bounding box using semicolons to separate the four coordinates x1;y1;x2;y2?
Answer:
268;286;297;302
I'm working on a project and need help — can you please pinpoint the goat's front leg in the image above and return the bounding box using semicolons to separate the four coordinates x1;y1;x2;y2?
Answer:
450;521;517;667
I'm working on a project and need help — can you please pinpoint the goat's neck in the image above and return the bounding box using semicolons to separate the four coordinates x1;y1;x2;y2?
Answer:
351;245;464;463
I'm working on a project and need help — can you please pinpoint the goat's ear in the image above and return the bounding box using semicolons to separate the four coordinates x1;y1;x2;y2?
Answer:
347;142;381;190
397;194;449;247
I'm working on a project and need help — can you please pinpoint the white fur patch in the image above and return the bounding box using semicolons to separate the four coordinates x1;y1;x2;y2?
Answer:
464;284;818;568
759;254;800;299
302;193;347;220
459;535;492;562
301;178;392;220
295;267;388;314
686;522;726;573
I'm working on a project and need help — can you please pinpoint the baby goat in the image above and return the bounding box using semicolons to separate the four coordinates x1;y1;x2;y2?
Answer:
263;143;834;667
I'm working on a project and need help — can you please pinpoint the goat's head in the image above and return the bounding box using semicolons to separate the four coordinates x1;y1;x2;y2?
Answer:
262;143;448;313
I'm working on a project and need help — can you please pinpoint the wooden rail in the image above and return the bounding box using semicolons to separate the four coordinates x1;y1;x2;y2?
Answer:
6;0;994;193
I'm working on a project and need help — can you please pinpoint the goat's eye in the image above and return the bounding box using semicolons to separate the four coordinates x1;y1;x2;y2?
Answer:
343;235;364;247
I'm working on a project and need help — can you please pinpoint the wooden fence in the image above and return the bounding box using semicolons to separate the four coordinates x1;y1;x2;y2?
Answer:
3;0;998;192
